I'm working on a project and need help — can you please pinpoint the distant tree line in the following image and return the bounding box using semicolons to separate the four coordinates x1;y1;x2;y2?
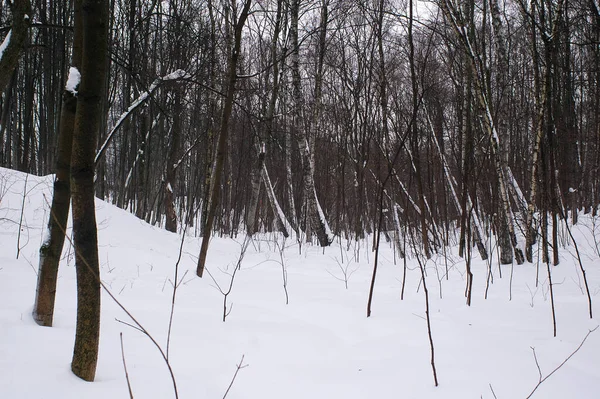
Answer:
1;0;599;265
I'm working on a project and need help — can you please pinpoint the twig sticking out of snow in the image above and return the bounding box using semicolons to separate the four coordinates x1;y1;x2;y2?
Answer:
166;229;187;360
120;332;134;399
42;196;180;399
525;326;599;399
205;237;251;322
222;355;248;399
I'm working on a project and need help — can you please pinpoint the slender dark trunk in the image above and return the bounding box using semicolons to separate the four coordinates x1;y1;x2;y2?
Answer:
33;0;83;328
197;0;253;277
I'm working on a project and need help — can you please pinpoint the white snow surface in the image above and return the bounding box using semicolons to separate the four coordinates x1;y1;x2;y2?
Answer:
65;67;81;95
1;167;599;398
0;30;12;62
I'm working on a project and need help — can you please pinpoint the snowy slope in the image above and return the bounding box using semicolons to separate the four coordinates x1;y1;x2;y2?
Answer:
0;167;599;398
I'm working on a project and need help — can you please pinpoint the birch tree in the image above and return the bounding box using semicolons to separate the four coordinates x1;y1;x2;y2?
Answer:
439;0;525;264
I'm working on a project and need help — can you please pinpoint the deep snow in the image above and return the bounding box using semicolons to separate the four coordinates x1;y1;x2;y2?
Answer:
0;167;599;398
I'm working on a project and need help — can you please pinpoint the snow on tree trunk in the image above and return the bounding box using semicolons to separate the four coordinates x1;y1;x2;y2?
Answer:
262;164;291;238
440;0;524;264
425;107;488;260
94;69;189;166
33;0;82;328
70;0;109;381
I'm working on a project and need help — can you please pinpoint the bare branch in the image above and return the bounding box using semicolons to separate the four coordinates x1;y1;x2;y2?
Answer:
526;326;599;398
222;355;249;399
120;332;135;399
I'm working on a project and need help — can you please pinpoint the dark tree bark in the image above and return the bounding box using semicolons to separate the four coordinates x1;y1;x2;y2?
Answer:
246;148;265;235
197;0;252;277
70;0;109;382
32;0;84;328
408;0;430;259
0;0;30;92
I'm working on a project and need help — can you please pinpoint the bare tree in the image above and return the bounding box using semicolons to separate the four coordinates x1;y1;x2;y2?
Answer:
33;0;83;327
197;0;253;277
70;0;109;381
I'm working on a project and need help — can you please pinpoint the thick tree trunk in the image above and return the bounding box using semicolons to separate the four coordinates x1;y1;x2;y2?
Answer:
489;0;517;264
33;0;83;328
297;136;332;246
70;0;108;382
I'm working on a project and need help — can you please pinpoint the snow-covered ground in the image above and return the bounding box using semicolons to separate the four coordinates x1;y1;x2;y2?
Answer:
1;167;599;398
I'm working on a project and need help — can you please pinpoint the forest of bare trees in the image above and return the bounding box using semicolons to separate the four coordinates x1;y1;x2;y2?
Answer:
1;0;599;268
1;0;599;387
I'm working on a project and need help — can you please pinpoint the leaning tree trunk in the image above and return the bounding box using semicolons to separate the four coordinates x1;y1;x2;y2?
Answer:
197;0;252;277
262;164;291;237
70;0;108;382
33;0;83;328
